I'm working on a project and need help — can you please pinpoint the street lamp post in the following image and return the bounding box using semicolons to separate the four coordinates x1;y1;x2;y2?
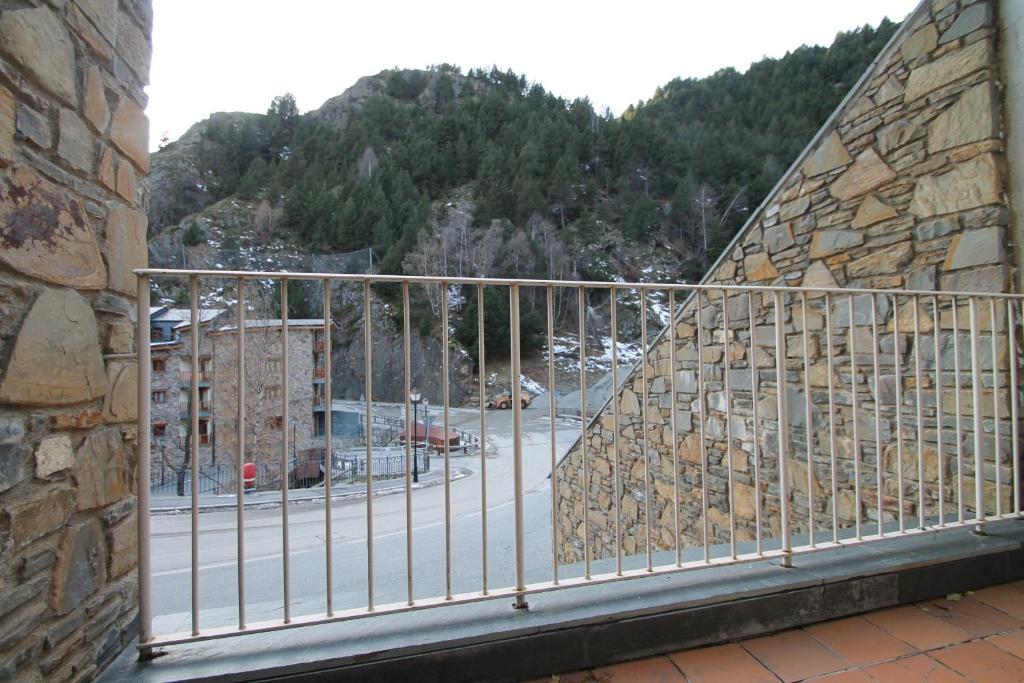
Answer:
410;390;421;483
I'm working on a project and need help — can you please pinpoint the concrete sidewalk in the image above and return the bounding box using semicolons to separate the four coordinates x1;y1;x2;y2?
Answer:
150;466;470;514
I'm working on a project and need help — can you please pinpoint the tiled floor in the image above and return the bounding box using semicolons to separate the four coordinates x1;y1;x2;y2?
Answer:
529;581;1024;682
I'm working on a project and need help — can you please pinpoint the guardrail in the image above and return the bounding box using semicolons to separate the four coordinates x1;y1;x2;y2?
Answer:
135;269;1023;656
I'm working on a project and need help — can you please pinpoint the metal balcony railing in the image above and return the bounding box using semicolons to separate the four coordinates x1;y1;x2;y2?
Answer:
180;369;212;384
134;268;1024;657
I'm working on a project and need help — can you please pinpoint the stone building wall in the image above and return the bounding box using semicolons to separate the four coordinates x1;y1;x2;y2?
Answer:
213;325;318;469
556;0;1018;564
0;0;151;680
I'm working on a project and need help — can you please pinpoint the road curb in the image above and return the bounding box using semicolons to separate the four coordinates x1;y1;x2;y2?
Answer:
150;467;472;515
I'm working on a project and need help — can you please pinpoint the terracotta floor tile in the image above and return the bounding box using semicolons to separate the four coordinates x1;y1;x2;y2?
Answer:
929;640;1024;682
590;655;687;682
972;584;1024;621
988;628;1024;659
916;596;1022;637
668;643;780;683
864;605;973;651
804;671;874;682
805;616;914;666
862;654;968;682
742;629;851;682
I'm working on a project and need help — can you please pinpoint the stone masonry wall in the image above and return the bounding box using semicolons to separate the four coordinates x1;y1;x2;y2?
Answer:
0;0;151;680
556;0;1017;564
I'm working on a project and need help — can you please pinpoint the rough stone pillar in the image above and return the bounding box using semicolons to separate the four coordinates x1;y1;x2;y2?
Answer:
0;1;152;680
1002;0;1024;290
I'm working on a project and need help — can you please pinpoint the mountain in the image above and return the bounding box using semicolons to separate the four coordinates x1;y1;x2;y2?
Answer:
146;18;899;390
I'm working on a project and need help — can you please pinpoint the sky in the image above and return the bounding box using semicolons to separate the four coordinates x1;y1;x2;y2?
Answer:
148;0;921;150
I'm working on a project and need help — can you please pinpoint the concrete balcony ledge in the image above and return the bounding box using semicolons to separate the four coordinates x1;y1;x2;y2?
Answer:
100;520;1024;683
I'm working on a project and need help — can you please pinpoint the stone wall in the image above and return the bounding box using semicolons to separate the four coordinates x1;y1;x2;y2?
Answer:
0;0;151;680
556;0;1018;564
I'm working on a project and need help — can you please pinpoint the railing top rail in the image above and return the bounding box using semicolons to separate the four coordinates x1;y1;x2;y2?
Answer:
134;268;1024;300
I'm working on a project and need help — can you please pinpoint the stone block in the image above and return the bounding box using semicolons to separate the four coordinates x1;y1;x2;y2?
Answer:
909;154;1002;218
57;109;96;173
939;3;992;44
846;241;912;278
52;519;107;615
744;253;778;282
927;82;997;154
0;416;27;493
115;159;136;201
0;85;13;165
943;227;1003;271
829;148;896;201
68;2;113;61
779;195;810;222
802;261;839;292
107;513;137;578
0;288;107;405
904;39;991;102
83;66;111;134
0;165;107;288
105;203;148;294
803;131;851;177
98;146;116;190
76;0;118;42
875;120;917;156
763;223;794;254
940;264;1006;293
116;10;152;84
102;360;137;422
833;293;891;327
902;23;938;61
74;428;130;511
109;98;149;172
8;486;75;548
874;76;905;105
0;7;77;105
50;409;104;430
810;230;863;259
104;320;134;354
36;433;73;478
16;104;51;149
851;194;897;228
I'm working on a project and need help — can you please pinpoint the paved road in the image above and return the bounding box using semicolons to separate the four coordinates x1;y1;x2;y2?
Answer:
150;404;583;634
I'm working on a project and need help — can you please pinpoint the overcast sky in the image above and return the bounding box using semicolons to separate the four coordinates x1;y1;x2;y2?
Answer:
149;0;920;150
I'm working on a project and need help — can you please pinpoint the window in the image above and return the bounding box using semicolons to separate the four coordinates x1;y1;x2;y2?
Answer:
152;390;167;404
265;385;281;401
150;327;163;342
152;422;167;437
266;416;283;431
152;358;166;373
314;412;326;437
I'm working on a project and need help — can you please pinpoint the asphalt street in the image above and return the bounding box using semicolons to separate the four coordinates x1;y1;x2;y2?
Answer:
149;402;584;634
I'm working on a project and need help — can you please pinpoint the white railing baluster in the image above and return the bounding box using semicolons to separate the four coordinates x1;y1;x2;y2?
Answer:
363;280;373;610
802;293;814;546
137;275;153;652
479;283;489;594
969;297;985;532
697;294;710;562
323;279;334;615
641;288;652;571
510;284;527;609
749;291;763;556
722;289;736;559
1010;300;1021;514
578;286;590;579
893;295;905;534
190;275;201;635
953;297;965;523
825;293;838;543
870;294;884;535
236;278;247;627
610;288;622;575
669;289;681;567
442;283;452;600
774;291;792;567
991;299;1002;517
546;285;556;585
849;295;861;540
281;278;291;624
914;295;925;530
402;281;413;606
933;296;943;527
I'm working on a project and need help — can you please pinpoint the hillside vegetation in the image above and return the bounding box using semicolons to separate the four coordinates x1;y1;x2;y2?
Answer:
150;18;898;365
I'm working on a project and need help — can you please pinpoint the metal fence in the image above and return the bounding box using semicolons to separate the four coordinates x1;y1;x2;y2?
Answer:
150;462;280;496
135;269;1024;654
